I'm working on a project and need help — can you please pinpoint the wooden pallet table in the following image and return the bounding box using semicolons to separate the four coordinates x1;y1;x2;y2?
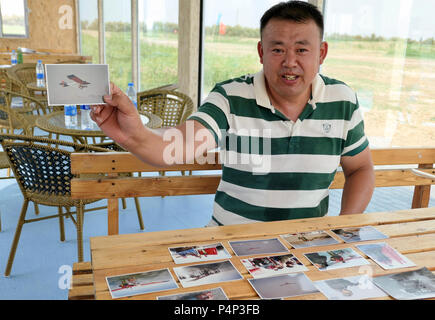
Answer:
69;207;435;300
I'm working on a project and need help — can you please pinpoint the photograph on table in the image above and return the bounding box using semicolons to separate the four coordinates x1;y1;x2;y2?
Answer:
356;242;416;270
45;64;110;106
106;268;178;299
241;253;308;278
157;287;229;300
304;248;370;271
314;275;387;300
248;273;319;300
173;260;243;288
168;243;231;264
331;226;388;243
372;267;435;300
228;238;289;257
280;231;340;249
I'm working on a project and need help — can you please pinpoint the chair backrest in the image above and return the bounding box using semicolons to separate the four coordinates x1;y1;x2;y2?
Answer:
0;134;108;201
7;63;36;84
0;88;51;116
0;104;31;134
6;63;36;95
0;68;12;91
137;89;194;127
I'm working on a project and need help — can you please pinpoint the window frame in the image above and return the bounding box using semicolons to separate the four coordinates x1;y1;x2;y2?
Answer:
0;0;29;38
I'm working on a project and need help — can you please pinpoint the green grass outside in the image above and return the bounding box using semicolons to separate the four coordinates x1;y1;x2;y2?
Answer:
82;31;178;92
81;31;435;121
2;24;26;36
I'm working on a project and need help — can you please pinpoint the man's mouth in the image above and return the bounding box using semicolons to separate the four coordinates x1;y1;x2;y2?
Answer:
283;75;298;81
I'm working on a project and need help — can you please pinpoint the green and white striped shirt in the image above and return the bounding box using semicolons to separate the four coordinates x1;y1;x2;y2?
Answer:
189;71;369;226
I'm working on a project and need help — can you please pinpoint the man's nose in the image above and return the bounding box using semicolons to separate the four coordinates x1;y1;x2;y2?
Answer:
282;51;297;68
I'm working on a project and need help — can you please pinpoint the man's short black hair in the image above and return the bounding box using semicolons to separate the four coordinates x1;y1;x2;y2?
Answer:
260;1;324;40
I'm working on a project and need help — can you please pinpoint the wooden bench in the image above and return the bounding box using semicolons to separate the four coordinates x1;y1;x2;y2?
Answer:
68;262;95;300
70;148;435;236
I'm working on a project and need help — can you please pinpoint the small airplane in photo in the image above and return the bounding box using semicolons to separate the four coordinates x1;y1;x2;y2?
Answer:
59;74;91;89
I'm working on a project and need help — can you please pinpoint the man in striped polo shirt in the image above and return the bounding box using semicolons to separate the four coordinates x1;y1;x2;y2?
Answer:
91;1;375;226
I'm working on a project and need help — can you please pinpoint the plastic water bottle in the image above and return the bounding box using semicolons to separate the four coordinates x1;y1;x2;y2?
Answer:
36;60;45;87
17;48;23;64
11;50;17;65
126;82;137;108
64;105;78;128
80;105;93;130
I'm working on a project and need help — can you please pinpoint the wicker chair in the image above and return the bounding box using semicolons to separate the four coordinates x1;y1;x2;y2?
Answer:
0;104;31;181
0;100;32;135
0;134;145;276
6;63;37;96
0;68;12;92
0;88;58;136
0;67;23;95
137;89;194;127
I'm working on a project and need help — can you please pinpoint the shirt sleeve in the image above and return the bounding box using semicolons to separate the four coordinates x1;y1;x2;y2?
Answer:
187;85;230;145
341;97;369;157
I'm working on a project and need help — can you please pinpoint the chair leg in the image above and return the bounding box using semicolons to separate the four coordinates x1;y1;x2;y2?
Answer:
121;198;127;210
34;203;39;215
58;207;65;242
134;197;144;230
76;204;84;262
5;199;29;277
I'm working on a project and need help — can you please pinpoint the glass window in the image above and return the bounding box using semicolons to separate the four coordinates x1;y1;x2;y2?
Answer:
0;0;28;37
104;0;132;93
138;0;179;91
201;0;303;100
78;0;98;63
322;0;435;147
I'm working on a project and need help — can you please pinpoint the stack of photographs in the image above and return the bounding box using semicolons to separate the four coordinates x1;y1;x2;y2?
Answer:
372;267;435;300
228;238;289;256
331;226;389;243
248;273;319;300
106;268;178;299
280;231;339;248
105;225;432;300
157;287;229;300
167;243;242;296
172;260;243;288
168;243;231;264
304;248;370;271
228;238;319;299
241;253;308;278
356;243;416;270
314;275;388;300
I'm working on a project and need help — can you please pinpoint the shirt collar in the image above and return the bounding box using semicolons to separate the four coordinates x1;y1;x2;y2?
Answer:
254;70;324;111
254;70;272;110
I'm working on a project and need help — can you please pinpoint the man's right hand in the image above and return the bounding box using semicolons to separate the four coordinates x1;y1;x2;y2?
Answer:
90;82;217;167
90;82;146;149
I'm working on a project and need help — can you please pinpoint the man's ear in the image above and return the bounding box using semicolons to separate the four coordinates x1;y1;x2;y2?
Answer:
257;41;264;64
319;41;328;65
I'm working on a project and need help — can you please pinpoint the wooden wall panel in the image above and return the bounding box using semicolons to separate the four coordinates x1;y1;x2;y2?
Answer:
0;0;78;54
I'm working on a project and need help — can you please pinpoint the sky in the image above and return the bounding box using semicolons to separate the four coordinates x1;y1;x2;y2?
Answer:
78;0;435;41
0;0;25;16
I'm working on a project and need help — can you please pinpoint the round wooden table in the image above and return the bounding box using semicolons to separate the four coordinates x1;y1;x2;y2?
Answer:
35;109;163;144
